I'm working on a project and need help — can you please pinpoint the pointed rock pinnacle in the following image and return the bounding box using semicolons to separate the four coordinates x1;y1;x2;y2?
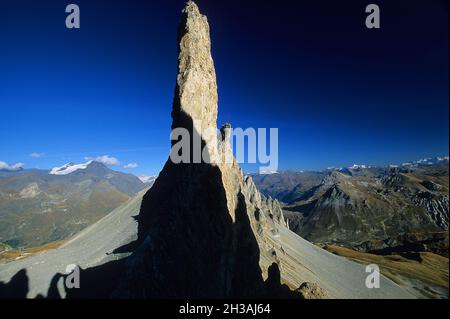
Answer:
172;0;218;159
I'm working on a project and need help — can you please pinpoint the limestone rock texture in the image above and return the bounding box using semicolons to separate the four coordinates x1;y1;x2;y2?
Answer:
114;1;291;298
171;1;219;161
296;282;328;299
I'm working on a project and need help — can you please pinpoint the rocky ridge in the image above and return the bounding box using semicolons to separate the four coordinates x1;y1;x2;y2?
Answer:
280;164;449;253
0;161;145;248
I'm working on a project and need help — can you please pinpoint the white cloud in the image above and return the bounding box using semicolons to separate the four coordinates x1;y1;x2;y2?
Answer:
124;162;138;169
84;155;120;166
0;161;24;171
30;152;45;158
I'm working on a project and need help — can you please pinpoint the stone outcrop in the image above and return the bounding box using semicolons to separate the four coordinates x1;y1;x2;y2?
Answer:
113;1;291;298
413;192;449;229
296;282;328;299
171;0;218;162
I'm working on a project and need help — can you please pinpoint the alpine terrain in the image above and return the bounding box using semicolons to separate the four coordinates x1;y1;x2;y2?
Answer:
0;161;146;249
0;1;417;299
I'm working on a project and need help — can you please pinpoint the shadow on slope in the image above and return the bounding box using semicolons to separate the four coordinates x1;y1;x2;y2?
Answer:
0;269;28;298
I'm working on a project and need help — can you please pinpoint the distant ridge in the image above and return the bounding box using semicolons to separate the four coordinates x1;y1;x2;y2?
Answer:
0;161;145;248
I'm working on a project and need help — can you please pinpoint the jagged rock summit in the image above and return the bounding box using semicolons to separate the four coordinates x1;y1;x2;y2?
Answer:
172;1;218;142
114;0;287;298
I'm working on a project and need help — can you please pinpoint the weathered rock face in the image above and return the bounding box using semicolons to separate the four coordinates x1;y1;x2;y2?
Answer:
113;1;289;298
296;282;328;299
413;192;449;229
171;1;219;161
283;165;449;251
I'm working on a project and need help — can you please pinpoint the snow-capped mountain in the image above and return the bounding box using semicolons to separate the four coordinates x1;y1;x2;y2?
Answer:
138;175;157;186
0;162;146;249
398;156;449;168
347;164;372;170
259;169;278;175
49;161;93;175
414;156;449;166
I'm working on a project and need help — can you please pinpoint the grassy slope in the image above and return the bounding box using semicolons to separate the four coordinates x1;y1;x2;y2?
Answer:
0;240;65;264
324;245;449;291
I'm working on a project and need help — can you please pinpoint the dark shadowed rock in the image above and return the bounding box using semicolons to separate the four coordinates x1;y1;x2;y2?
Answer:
113;1;289;298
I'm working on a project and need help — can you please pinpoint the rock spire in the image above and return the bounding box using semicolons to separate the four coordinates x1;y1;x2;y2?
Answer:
114;1;287;298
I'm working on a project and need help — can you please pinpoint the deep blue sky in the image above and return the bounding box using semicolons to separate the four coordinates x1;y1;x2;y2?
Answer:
0;0;448;175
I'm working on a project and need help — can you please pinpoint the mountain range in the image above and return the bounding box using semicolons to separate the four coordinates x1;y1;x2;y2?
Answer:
252;158;449;256
0;1;418;299
0;161;146;249
0;1;446;300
